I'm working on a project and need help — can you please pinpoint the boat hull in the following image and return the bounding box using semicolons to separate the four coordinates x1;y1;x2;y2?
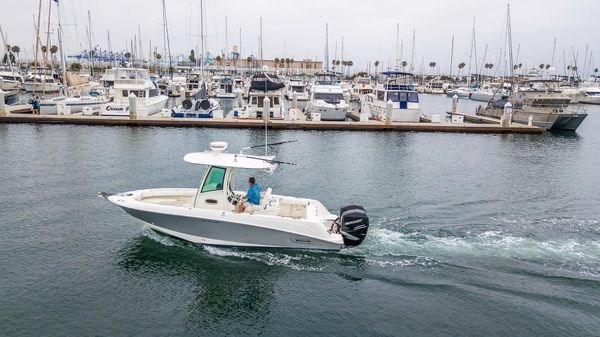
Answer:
118;206;342;250
100;96;168;117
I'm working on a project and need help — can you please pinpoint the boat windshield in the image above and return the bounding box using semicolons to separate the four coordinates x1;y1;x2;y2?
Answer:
291;86;305;93
314;93;344;102
386;92;419;103
201;166;226;193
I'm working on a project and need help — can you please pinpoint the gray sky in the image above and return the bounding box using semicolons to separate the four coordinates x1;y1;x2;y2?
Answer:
2;0;598;76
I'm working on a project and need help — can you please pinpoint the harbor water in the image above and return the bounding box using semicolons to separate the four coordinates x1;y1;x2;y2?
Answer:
1;95;599;336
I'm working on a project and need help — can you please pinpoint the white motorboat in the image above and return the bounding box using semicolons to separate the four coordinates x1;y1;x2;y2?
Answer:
100;68;168;117
361;71;421;122
578;77;600;105
349;76;374;102
238;72;285;119
22;72;61;93
423;79;447;94
0;66;24;91
40;95;112;115
215;75;237;99
284;75;309;110
100;141;370;250
306;73;349;121
171;83;221;118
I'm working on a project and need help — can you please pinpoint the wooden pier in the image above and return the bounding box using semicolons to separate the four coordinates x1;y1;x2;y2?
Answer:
0;113;544;135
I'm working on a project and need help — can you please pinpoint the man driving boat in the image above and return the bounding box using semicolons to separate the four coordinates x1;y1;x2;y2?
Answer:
238;177;261;213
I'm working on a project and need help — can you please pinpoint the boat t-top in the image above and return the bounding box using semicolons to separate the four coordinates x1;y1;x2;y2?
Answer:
100;141;370;250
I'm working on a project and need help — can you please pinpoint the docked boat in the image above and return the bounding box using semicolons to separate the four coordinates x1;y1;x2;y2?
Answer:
470;83;510;104
3;90;19;105
0;66;24;91
283;75;309;110
361;71;421;122
215;75;236;99
306;72;349;121
22;70;61;93
100;141;370;250
40;95;111;115
349;76;374;101
238;72;285;119
423;79;447;94
578;77;600;105
100;68;168;117
476;82;587;131
171;83;221;118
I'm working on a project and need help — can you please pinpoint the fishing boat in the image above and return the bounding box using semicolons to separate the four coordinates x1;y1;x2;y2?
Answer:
100;68;168;117
171;83;221;118
306;72;349;121
361;71;421;122
100;141;370;250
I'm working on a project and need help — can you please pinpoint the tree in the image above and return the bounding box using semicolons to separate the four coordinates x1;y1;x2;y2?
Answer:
429;62;436;73
10;45;20;63
189;49;196;63
539;63;545;70
125;52;132;60
401;60;408;68
41;45;47;53
215;55;222;66
374;60;380;74
246;56;252;67
545;64;551;70
70;63;82;72
274;57;280;67
594;68;599;73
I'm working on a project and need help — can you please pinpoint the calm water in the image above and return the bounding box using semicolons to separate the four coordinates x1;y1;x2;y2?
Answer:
1;95;599;336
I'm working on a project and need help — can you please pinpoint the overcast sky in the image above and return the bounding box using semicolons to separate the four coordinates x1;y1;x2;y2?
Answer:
2;0;598;76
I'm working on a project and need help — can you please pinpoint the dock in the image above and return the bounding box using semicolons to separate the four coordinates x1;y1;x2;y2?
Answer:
0;108;544;134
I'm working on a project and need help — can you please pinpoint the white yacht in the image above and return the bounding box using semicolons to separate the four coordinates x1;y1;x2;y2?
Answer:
424;79;446;94
283;76;309;110
0;66;24;91
349;76;374;101
100;68;168;117
578;77;600;105
306;73;349;121
100;141;370;250
470;83;510;103
22;68;61;93
361;71;421;122
238;73;285;119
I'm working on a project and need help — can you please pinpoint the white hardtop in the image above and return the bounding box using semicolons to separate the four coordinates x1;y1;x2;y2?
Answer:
184;142;276;170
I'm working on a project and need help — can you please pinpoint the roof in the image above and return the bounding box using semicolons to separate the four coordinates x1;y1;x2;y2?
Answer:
184;151;276;170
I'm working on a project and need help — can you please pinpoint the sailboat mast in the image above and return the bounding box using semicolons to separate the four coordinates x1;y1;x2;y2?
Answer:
396;22;399;68
410;29;415;72
200;0;205;78
325;23;329;72
42;0;53;96
32;0;43;95
87;10;94;76
449;34;454;78
225;16;228;70
506;5;514;90
551;37;556;67
55;0;67;91
161;0;173;78
259;17;263;68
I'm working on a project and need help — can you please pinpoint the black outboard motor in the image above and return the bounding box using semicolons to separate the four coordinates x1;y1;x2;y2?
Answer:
337;205;369;247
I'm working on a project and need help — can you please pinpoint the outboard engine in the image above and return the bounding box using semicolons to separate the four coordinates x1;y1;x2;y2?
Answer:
182;99;194;110
337;205;369;247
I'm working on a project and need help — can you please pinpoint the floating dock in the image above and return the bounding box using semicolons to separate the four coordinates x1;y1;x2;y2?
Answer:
0;106;543;134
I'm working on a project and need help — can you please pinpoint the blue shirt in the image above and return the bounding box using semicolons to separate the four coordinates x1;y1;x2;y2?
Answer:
247;183;261;205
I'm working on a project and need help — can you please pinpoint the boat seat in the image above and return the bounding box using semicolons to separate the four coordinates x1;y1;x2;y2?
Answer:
277;197;308;219
260;188;272;210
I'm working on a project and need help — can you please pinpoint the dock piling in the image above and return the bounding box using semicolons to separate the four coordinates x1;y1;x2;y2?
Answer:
385;100;393;125
0;89;5;116
451;94;458;113
129;93;137;120
263;96;270;121
292;91;298;110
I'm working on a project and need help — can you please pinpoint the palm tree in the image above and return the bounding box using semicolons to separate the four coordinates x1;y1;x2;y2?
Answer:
215;55;222;66
429;61;436;74
539;63;545;70
374;60;380;74
274;57;280;68
10;45;20;64
545;64;551;70
246;56;252;68
401;60;407;69
458;62;466;75
594;68;599;74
